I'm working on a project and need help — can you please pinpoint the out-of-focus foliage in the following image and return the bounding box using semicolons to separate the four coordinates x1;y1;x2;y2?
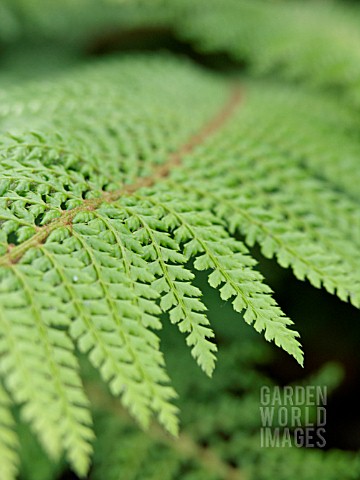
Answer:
3;0;360;102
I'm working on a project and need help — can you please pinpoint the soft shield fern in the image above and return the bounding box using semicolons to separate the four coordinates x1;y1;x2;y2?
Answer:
0;1;359;478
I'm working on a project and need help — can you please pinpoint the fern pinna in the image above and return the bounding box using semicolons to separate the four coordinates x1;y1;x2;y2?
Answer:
0;1;360;478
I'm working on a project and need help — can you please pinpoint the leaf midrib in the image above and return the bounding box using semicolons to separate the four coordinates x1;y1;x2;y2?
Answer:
0;84;242;267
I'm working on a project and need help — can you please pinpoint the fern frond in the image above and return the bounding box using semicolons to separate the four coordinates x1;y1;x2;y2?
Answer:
0;52;359;475
0;56;231;471
166;81;360;308
70;207;179;434
0;263;94;474
121;197;218;376
0;383;19;480
137;192;303;364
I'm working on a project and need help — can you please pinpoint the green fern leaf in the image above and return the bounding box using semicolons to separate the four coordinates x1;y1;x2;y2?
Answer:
0;51;359;476
0;383;19;480
0;263;94;474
